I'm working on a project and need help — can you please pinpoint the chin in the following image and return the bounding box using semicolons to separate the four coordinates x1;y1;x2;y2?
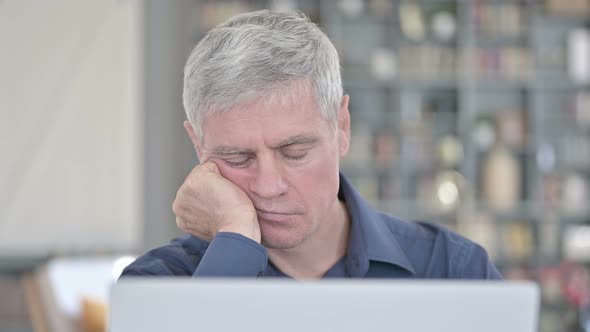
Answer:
260;227;310;250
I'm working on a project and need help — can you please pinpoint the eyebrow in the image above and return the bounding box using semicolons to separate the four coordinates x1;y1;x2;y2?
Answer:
272;134;319;149
209;134;319;157
210;146;254;156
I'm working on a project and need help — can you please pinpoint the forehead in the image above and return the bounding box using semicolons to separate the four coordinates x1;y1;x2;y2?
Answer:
201;84;330;147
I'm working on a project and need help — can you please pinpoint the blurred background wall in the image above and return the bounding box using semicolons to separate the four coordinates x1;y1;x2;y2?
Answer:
0;1;589;331
0;0;198;264
0;1;144;257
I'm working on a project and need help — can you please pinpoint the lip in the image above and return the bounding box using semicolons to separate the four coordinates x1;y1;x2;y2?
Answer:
255;209;297;222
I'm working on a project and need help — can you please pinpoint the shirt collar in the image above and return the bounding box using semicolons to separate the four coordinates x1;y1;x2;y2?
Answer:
339;173;416;277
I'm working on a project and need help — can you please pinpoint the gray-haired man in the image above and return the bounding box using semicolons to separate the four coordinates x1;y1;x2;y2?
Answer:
122;10;502;280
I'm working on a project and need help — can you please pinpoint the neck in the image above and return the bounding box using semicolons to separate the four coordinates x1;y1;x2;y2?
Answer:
267;200;350;279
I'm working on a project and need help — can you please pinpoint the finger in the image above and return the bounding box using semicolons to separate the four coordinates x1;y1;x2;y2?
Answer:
199;161;220;175
175;216;185;230
185;160;220;180
196;151;220;173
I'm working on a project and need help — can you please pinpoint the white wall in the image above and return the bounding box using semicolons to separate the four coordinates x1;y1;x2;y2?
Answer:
0;0;143;255
141;0;195;250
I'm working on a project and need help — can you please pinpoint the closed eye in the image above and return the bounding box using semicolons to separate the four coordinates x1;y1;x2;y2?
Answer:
224;156;253;168
283;152;307;161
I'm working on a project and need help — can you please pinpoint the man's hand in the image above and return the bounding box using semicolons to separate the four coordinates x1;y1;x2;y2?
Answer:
172;162;261;243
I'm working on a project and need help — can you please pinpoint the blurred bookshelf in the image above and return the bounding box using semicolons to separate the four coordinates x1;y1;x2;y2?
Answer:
190;0;590;330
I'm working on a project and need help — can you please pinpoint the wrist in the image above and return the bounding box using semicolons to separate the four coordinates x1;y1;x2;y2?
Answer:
218;216;261;243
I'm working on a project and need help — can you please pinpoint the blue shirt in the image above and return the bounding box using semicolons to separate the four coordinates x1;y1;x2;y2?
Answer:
121;174;502;279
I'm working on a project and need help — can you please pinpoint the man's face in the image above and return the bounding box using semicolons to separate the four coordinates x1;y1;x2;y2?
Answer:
193;83;350;249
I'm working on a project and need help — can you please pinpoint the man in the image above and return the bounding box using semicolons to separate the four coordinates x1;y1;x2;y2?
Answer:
122;10;502;279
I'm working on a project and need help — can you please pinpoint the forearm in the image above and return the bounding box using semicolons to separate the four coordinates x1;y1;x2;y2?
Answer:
193;232;268;277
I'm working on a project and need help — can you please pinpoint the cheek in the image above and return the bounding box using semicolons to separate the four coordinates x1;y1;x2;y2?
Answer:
295;153;340;204
215;163;253;193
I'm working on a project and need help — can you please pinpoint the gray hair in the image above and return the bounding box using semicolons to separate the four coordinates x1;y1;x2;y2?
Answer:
182;10;342;138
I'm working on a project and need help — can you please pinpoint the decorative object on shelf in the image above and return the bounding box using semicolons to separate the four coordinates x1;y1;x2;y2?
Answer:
481;143;521;212
431;10;457;42
437;135;463;168
534;261;590;330
496;109;527;150
561;173;589;216
563;225;590;262
558;262;590;331
568;28;590;84
434;170;464;212
399;1;426;41
413;169;463;214
537;143;557;174
370;48;397;81
500;222;534;261
572;91;590;129
540;264;567;305
473;115;496;151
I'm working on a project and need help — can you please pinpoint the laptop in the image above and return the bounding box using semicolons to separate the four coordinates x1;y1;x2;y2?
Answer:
109;279;540;332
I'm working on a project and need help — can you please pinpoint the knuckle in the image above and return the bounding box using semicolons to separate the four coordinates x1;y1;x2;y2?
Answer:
175;217;184;229
171;199;182;215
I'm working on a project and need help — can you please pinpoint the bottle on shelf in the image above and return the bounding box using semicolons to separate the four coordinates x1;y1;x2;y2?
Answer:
481;142;521;212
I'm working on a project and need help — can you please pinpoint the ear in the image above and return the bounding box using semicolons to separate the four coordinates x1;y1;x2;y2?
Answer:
184;120;203;160
337;95;351;157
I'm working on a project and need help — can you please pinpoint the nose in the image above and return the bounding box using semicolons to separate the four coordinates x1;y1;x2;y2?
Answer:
248;155;288;199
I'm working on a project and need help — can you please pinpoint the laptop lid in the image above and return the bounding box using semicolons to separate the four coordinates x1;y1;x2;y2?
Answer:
109;279;539;332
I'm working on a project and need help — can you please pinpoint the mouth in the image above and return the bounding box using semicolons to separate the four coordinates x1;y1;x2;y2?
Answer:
255;209;298;222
